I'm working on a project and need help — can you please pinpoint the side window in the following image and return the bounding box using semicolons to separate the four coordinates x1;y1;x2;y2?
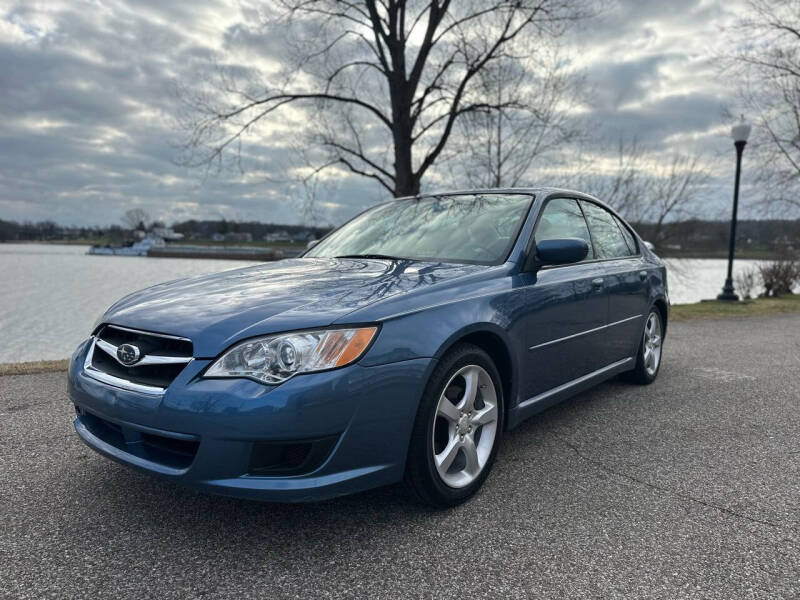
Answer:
579;201;632;259
614;215;638;254
535;198;594;260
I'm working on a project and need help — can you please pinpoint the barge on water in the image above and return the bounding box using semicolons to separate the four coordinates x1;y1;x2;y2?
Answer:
88;236;165;256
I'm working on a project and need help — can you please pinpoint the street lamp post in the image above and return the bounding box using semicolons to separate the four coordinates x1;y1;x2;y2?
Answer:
717;116;751;301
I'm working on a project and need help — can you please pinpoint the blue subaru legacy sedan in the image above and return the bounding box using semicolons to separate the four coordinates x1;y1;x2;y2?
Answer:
68;188;668;507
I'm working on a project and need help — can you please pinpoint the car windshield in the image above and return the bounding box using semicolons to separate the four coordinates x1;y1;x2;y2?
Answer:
305;193;532;265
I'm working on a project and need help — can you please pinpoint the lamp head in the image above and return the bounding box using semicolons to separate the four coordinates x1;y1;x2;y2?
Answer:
731;115;751;144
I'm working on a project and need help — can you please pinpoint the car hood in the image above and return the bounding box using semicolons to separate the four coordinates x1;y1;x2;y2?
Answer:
101;257;485;357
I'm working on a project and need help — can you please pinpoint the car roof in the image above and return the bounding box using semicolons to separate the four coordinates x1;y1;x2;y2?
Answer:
399;187;602;203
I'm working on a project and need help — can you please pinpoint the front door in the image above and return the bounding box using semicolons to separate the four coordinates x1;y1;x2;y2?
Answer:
579;200;650;362
517;197;609;400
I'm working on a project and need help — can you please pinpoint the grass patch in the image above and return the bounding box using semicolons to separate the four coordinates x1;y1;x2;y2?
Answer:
0;359;69;376
671;294;800;321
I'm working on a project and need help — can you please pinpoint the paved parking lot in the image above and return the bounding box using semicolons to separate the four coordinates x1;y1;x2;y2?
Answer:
2;314;799;599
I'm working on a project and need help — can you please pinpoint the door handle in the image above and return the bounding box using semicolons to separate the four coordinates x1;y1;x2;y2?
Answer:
591;277;604;288
639;270;647;281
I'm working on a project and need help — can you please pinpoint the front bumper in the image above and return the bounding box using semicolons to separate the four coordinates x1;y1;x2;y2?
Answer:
68;339;433;502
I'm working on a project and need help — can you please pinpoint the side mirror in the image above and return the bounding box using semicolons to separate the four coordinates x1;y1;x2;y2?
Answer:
306;239;319;250
536;238;589;266
643;241;655;252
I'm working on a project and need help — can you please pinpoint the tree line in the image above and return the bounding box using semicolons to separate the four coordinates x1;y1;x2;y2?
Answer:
0;218;331;244
4;215;798;258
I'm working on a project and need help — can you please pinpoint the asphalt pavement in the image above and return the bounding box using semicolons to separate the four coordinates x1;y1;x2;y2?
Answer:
2;314;799;599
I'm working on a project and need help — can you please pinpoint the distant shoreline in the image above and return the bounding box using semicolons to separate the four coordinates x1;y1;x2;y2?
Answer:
653;251;780;260
3;239;304;261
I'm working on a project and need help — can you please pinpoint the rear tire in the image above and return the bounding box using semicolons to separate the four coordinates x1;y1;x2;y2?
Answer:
405;343;504;507
624;309;663;385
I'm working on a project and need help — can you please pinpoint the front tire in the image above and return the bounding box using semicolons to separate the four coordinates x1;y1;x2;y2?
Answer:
405;343;504;507
624;309;664;384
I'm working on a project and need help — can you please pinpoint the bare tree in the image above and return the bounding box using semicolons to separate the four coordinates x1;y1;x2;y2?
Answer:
727;0;800;211
640;154;710;245
177;0;590;198
451;49;586;188
578;141;709;245
587;138;646;219
290;167;340;228
121;208;151;231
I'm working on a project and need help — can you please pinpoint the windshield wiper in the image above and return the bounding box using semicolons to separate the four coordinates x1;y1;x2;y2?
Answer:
334;253;408;261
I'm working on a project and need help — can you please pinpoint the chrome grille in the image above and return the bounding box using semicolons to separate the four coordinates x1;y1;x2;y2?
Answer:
83;325;193;394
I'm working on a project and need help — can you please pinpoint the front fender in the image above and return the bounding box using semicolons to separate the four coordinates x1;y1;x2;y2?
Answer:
357;291;524;418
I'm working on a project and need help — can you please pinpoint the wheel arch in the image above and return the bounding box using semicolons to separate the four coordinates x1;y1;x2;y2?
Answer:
432;324;518;427
652;297;669;337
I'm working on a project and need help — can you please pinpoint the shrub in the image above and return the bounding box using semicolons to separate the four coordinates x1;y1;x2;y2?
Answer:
734;266;760;300
758;259;800;297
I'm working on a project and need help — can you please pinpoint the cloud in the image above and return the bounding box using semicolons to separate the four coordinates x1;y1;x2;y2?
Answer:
0;0;763;225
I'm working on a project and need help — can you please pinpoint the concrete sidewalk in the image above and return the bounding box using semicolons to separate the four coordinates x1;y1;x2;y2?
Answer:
2;314;799;599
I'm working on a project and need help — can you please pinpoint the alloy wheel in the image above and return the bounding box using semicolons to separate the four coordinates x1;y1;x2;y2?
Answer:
432;364;499;488
643;312;662;377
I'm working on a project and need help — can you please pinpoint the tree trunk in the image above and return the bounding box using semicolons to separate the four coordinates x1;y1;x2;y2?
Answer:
494;82;503;188
393;134;418;196
391;87;419;197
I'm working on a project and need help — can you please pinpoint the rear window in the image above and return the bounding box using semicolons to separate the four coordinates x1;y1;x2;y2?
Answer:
579;201;633;259
614;215;638;254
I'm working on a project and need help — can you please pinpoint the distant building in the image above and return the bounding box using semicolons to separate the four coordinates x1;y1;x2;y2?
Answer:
264;230;291;243
150;226;184;241
211;233;225;242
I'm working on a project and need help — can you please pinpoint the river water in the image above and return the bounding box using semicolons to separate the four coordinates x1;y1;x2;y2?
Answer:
0;243;766;363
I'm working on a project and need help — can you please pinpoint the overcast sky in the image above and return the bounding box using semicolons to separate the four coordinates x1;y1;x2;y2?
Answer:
0;0;752;227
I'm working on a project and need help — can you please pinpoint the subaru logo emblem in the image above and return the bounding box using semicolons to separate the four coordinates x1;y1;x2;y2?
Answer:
116;343;141;366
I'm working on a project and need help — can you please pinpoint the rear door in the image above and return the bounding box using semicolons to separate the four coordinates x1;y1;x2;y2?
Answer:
579;200;649;362
518;197;609;400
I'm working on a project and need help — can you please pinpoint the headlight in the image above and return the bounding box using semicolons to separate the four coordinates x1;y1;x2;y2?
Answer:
204;327;378;384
